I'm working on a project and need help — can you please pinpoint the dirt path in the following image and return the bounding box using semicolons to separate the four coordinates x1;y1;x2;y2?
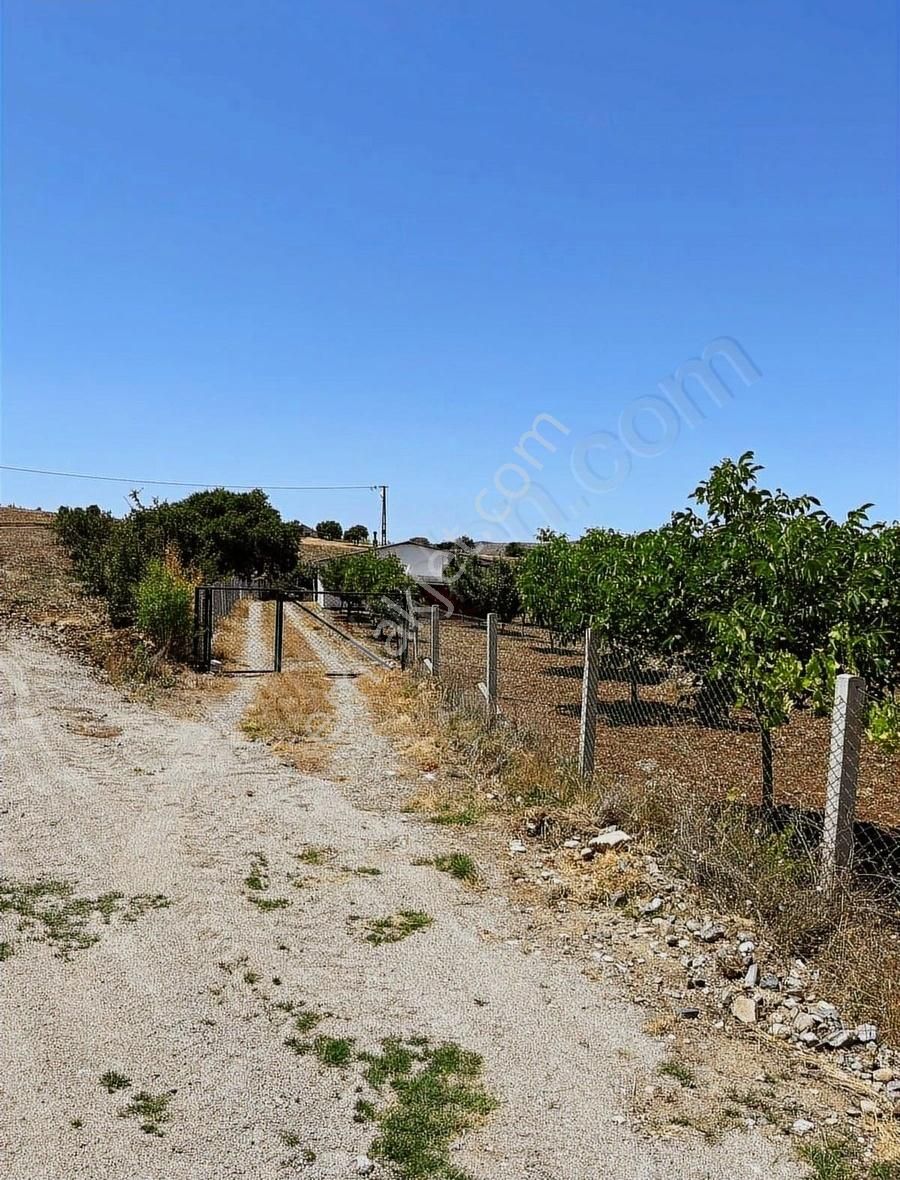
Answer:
0;617;803;1180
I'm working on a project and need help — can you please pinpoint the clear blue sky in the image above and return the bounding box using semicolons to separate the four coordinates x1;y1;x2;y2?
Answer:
2;0;897;542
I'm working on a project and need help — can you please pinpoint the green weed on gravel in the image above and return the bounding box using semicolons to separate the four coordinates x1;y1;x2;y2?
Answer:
275;1000;496;1180
296;846;335;867
118;1089;174;1136
365;911;433;945
0;878;169;958
428;853;479;884
99;1071;132;1093
244;852;270;892
659;1060;696;1089
360;1037;497;1180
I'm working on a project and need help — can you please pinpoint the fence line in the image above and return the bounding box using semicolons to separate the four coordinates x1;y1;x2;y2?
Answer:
418;608;898;890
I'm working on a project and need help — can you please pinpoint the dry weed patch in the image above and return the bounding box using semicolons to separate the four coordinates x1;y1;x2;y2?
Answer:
241;617;334;770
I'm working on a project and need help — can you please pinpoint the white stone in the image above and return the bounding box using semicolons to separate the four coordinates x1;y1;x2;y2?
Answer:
791;1119;815;1136
356;1156;375;1176
731;996;758;1024
589;827;633;849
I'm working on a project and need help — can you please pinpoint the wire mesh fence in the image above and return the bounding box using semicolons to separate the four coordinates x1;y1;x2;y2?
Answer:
204;584;276;673
415;609;900;901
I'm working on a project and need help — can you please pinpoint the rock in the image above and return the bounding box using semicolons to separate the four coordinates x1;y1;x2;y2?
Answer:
641;897;664;915
563;838;580;849
579;847;596;861
814;1001;839;1019
859;1099;879;1116
607;891;627;907
738;941;755;955
744;963;760;988
716;948;746;980
873;1067;895;1083
769;1023;791;1039
697;923;726;943
823;1030;855;1050
680;1007;701;1019
731;996;758;1024
856;1024;878;1045
355;1156;375;1175
799;1032;819;1045
791;1119;815;1136
886;1080;900;1100
589;827;633;849
784;977;804;995
508;840;527;854
794;1013;817;1033
760;974;780;990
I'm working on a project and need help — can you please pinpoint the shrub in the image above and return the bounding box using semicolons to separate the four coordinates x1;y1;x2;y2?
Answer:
344;524;370;545
134;556;194;659
315;520;343;540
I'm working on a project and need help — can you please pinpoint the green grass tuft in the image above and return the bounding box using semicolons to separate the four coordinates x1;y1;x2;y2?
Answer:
798;1138;856;1180
248;895;290;912
365;911;433;945
99;1070;132;1093
427;806;480;827
429;853;479;884
118;1089;174;1136
296;846;334;866
659;1060;696;1088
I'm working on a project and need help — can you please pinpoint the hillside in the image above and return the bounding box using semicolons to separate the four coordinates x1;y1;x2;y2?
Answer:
0;506;114;662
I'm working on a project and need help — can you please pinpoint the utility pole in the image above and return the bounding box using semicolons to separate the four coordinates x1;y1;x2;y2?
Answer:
379;485;388;546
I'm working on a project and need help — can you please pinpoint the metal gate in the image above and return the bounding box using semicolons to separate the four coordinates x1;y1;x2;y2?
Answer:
193;581;307;674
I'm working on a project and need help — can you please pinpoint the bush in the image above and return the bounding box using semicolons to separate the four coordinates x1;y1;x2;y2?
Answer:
344;524;370;545
134;558;194;659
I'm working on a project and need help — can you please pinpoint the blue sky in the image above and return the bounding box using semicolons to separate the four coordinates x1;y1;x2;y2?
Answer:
2;0;897;542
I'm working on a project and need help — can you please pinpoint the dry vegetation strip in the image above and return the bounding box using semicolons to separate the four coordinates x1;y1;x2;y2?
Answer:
241;606;335;772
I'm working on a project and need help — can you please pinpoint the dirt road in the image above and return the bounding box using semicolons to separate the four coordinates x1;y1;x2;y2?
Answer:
0;614;802;1179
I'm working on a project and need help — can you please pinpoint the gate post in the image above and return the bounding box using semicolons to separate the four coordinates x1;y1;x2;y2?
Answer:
202;587;213;672
192;586;203;667
273;597;284;673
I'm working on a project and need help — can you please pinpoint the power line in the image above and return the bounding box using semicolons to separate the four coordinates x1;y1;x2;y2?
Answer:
0;464;379;493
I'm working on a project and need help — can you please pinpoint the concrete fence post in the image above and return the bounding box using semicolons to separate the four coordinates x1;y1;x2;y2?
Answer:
578;628;599;780
821;673;866;885
485;612;498;719
430;605;441;676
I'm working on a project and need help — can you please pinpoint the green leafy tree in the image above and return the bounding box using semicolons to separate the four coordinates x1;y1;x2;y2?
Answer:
316;520;343;540
344;524;370;545
446;554;520;622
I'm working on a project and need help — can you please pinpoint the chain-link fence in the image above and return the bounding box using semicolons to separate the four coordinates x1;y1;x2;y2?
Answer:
415;608;900;900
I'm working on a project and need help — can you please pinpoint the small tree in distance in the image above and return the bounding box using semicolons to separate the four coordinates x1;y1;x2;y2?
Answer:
316;520;343;540
344;524;370;545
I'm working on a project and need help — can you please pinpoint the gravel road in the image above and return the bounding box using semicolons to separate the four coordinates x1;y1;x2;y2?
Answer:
0;612;802;1179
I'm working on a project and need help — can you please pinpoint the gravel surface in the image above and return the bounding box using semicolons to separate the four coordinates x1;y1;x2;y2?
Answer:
0;611;803;1179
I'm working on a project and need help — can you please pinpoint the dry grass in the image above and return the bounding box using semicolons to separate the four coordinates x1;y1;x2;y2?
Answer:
361;669;606;842
241;612;335;772
212;597;251;666
601;771;900;1043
